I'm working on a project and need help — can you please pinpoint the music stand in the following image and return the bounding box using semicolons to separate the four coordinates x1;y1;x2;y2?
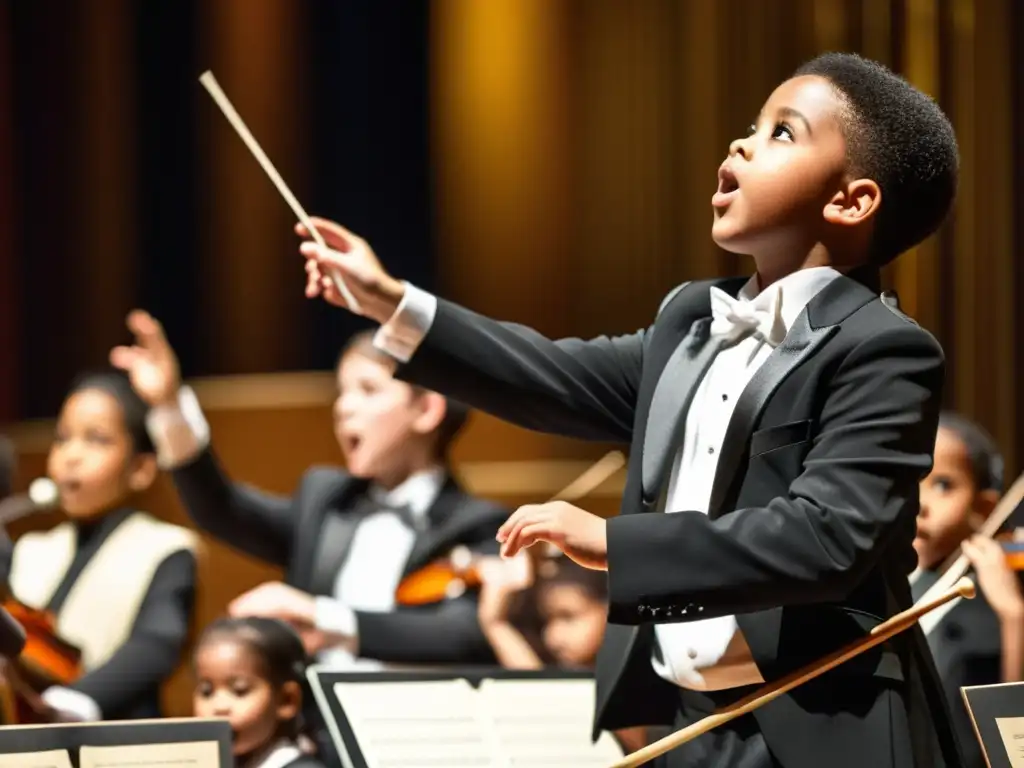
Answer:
962;681;1024;767
0;717;232;766
307;667;618;768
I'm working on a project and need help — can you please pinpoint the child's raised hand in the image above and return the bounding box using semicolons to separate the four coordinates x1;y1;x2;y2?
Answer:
963;534;1024;619
109;310;182;407
295;217;405;323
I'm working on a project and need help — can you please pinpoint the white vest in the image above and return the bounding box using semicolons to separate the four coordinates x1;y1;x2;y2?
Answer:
9;512;198;670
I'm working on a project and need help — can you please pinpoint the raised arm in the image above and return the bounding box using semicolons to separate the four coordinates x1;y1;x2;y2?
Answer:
295;218;644;443
604;325;944;623
111;312;297;566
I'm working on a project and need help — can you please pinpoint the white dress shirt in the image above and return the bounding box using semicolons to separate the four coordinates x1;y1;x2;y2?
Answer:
374;266;842;692
314;467;445;670
144;392;445;670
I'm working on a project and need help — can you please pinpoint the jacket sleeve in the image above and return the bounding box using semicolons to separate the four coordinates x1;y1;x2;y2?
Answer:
604;325;944;624
170;448;297;567
65;549;196;717
355;596;495;665
397;298;648;444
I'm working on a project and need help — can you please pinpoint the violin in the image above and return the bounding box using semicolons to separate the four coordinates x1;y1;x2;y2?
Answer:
394;451;627;608
995;528;1024;571
396;545;482;606
0;596;82;724
0;479;81;723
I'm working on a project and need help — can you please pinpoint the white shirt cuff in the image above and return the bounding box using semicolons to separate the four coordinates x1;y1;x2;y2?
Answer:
144;386;211;468
314;597;358;638
372;282;437;364
42;686;102;722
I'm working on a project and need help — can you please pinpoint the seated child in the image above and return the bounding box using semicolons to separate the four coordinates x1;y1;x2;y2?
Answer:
193;617;324;768
477;554;647;753
1;370;198;721
913;411;1024;767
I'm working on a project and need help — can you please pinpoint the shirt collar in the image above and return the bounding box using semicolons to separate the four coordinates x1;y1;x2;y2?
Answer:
736;266;842;333
368;466;446;521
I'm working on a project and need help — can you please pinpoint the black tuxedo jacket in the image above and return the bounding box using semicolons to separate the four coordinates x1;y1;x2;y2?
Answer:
170;448;508;664
395;273;964;768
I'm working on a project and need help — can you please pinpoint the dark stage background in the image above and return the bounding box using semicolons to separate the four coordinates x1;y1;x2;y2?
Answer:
2;0;1024;474
1;0;434;419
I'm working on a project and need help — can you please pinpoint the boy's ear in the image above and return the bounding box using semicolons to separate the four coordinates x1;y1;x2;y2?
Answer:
276;680;301;722
127;453;158;493
823;178;881;227
412;391;448;437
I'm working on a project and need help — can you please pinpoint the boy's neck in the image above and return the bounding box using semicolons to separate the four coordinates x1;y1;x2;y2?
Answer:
750;241;869;291
372;451;446;492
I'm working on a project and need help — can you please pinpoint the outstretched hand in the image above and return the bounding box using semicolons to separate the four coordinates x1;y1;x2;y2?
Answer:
295;217;405;324
497;501;609;570
109;310;182;407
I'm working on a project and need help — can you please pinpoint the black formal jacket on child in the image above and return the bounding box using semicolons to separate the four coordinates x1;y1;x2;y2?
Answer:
169;449;508;664
393;273;965;768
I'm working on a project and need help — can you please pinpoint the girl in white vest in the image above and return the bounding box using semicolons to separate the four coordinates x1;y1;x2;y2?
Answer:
4;370;198;721
193;617;325;768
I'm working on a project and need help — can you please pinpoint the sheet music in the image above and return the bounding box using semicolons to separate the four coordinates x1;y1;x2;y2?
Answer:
0;751;72;768
996;717;1024;767
79;741;220;768
478;679;624;766
333;679;501;767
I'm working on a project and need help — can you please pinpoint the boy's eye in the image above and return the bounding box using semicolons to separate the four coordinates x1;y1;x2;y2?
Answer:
747;123;757;136
772;122;794;142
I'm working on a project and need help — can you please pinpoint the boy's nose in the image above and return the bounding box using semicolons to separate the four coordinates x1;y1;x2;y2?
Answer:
728;137;751;160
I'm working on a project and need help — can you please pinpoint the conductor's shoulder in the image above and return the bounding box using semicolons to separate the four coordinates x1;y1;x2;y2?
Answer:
656;278;718;319
859;290;943;359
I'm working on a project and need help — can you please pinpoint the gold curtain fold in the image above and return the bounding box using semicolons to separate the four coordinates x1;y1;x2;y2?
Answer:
432;0;1022;473
198;0;308;374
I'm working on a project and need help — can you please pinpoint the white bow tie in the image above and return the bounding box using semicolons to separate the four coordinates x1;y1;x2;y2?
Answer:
709;285;787;347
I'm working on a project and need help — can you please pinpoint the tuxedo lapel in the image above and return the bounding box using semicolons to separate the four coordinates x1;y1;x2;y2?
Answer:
402;479;468;576
707;313;836;517
706;274;878;518
641;318;721;504
290;474;365;591
308;510;363;596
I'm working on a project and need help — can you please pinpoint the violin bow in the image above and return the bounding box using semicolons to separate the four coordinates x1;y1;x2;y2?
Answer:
609;577;976;768
915;470;1024;635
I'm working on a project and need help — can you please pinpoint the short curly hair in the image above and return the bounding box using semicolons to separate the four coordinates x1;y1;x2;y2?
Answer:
794;52;959;266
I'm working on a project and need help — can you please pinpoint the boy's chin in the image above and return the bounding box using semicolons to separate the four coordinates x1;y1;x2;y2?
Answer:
710;221;754;255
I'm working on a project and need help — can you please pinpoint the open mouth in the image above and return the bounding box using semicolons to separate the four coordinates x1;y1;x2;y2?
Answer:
712;166;740;208
340;434;362;456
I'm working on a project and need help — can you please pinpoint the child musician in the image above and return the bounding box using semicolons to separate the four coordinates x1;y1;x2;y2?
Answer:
111;316;507;766
298;53;962;768
193;617;324;768
1;371;197;721
913;412;1023;768
477;554;647;753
